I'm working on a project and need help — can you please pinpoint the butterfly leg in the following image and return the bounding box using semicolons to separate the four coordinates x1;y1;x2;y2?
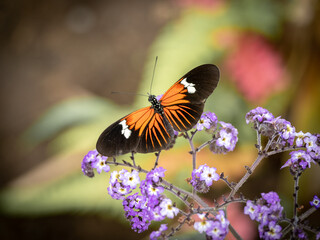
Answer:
152;150;162;170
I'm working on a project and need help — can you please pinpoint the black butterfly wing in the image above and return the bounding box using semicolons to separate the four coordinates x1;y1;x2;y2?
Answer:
96;107;174;157
160;64;219;132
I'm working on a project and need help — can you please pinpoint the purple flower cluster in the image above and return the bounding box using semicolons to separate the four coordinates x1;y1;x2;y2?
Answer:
281;150;315;171
246;107;295;146
81;149;110;177
194;112;238;154
108;167;178;234
305;134;320;161
246;107;320;164
122;193;152;233
190;164;220;193
210;121;238;154
195;111;218;131
194;210;229;239
108;169;140;200
245;107;274;124
244;191;283;240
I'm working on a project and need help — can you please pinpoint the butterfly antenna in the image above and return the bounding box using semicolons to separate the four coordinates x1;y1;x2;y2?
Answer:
149;56;158;95
111;91;147;97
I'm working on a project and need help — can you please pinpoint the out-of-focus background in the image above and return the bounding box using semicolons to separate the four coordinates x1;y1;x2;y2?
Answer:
0;0;319;239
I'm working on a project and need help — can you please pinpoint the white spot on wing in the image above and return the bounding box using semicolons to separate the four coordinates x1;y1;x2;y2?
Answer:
119;120;131;139
181;78;196;94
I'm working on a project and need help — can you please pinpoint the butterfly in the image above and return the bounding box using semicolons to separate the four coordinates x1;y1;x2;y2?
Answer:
96;64;220;157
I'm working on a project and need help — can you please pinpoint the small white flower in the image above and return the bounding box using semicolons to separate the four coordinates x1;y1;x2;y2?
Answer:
159;198;179;219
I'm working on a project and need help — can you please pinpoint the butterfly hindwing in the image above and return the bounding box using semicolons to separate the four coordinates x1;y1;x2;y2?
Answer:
96;107;174;156
162;102;203;132
136;113;174;153
160;64;219;131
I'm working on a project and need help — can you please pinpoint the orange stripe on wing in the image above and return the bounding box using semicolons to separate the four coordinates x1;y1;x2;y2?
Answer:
137;108;154;136
166;105;196;120
152;127;161;147
164;108;181;131
154;115;168;143
124;107;152;129
176;109;191;125
178;106;196;119
170;110;187;129
149;127;155;148
160;80;185;101
135;108;153;130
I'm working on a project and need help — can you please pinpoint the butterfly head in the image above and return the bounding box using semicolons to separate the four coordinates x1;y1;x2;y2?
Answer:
148;94;156;103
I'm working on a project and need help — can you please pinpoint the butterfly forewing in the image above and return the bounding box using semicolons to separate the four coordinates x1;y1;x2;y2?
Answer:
160;64;219;132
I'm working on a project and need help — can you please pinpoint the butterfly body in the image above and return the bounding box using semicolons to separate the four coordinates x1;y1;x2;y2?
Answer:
97;64;220;157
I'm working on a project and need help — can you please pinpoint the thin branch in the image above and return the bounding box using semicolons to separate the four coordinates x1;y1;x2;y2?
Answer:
227;153;265;200
195;138;215;152
153;151;162;169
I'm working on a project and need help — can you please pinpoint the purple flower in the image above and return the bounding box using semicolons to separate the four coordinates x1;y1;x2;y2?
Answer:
92;155;110;174
81;149;105;177
216;129;233;149
145;181;164;197
159;198;179;219
245;107;274;124
110;169;123;184
200;166;220;186
310;195;320;209
295;131;310;147
146;167;166;183
304;135;318;152
190;164;220;193
151;206;166;221
215;210;229;230
262;192;281;205
281;150;314;171
194;214;214;233
280;120;295;141
260;221;282;240
150;224;168;240
244;200;260;220
195;111;218;131
122;170;140;189
123;193;145;211
140;179;164;198
309;146;320;161
194;211;229;238
206;220;227;240
210;122;238;154
108;182;131;200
